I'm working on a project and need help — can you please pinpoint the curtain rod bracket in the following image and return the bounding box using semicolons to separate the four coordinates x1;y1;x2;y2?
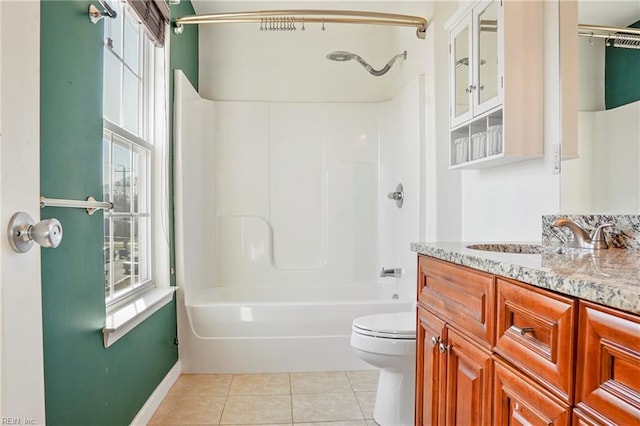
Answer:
173;22;185;34
89;1;118;24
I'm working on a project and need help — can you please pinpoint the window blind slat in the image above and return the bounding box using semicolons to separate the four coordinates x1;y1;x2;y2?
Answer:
128;0;169;47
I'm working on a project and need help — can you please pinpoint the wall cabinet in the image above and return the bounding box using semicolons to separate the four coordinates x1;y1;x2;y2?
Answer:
446;0;544;168
416;255;640;426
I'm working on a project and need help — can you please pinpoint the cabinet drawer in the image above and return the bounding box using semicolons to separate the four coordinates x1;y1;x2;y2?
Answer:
418;256;495;347
494;278;577;403
575;301;640;425
493;357;571;426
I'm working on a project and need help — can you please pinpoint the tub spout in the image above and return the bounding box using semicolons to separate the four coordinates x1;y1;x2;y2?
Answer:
380;267;403;278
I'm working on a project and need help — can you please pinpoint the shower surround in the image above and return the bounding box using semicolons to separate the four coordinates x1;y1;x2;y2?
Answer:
173;0;432;373
174;69;424;373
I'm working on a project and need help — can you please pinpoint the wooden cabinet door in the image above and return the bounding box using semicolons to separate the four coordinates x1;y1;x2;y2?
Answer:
493;358;571;426
575;301;640;425
416;308;447;426
444;327;493;426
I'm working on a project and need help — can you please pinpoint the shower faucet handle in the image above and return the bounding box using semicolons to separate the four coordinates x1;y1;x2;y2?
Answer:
387;183;404;209
387;191;403;201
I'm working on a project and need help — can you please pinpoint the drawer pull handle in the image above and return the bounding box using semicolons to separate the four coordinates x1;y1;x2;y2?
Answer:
512;326;535;336
431;336;441;347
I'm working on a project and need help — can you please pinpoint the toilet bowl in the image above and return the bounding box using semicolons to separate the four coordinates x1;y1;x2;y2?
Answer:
350;311;416;426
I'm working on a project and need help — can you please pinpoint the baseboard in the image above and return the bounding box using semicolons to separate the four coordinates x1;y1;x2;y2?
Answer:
130;360;182;425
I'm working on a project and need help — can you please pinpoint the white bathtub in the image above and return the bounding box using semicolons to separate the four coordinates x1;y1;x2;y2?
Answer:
178;284;414;373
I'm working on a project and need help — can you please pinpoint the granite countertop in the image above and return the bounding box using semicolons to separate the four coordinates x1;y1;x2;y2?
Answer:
411;242;640;315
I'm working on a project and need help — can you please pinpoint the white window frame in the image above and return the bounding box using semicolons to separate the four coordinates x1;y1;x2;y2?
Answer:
101;0;173;347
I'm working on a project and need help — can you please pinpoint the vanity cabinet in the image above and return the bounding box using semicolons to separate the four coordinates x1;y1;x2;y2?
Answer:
446;0;544;168
415;254;640;426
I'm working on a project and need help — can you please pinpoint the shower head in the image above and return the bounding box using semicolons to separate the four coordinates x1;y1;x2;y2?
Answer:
326;50;407;76
326;51;358;62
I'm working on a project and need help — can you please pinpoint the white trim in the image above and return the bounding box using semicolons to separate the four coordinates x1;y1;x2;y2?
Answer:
0;1;46;422
129;361;182;426
103;287;176;347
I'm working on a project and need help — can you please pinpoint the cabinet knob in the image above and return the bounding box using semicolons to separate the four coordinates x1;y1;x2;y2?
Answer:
439;342;451;354
431;336;440;347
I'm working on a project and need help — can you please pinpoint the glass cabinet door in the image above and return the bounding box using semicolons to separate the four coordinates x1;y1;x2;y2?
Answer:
474;0;501;114
451;17;472;127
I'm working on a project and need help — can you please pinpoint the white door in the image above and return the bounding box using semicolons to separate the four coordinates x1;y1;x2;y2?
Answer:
0;2;46;423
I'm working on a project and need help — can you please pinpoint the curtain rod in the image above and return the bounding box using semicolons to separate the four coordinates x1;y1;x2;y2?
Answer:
173;9;429;39
578;24;640;49
578;24;640;36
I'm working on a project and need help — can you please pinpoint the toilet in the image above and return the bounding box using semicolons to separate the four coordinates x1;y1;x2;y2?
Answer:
350;311;416;426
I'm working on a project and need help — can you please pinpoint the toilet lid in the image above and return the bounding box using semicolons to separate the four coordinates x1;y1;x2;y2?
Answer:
352;312;416;339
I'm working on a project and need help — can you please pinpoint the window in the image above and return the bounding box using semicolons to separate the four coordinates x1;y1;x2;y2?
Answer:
103;0;166;307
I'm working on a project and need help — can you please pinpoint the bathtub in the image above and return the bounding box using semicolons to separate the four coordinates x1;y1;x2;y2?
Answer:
177;283;414;374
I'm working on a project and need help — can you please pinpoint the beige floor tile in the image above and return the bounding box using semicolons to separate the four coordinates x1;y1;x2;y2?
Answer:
229;373;291;395
291;372;352;394
345;370;379;392
354;391;376;420
220;395;292;424
148;395;226;425
292;392;364;423
168;374;233;397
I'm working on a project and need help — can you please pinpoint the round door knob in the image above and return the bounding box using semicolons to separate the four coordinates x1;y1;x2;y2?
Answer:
30;219;63;248
7;212;63;253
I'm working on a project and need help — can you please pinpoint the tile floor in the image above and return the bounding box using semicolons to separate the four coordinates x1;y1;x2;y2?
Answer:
149;370;380;425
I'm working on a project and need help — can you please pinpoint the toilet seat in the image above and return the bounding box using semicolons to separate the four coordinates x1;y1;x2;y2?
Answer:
352;312;416;340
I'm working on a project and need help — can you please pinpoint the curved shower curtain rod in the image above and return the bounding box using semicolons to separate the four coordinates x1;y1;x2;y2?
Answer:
173;9;429;39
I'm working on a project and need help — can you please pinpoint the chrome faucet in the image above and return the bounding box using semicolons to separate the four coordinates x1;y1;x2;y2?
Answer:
380;267;403;278
552;218;613;250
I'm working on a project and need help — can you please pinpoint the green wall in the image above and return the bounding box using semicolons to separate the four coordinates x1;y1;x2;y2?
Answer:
605;20;640;109
169;0;199;285
39;1;198;424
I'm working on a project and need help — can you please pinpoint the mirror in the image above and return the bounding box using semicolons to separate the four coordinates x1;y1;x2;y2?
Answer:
560;1;640;214
477;1;499;105
453;25;470;119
